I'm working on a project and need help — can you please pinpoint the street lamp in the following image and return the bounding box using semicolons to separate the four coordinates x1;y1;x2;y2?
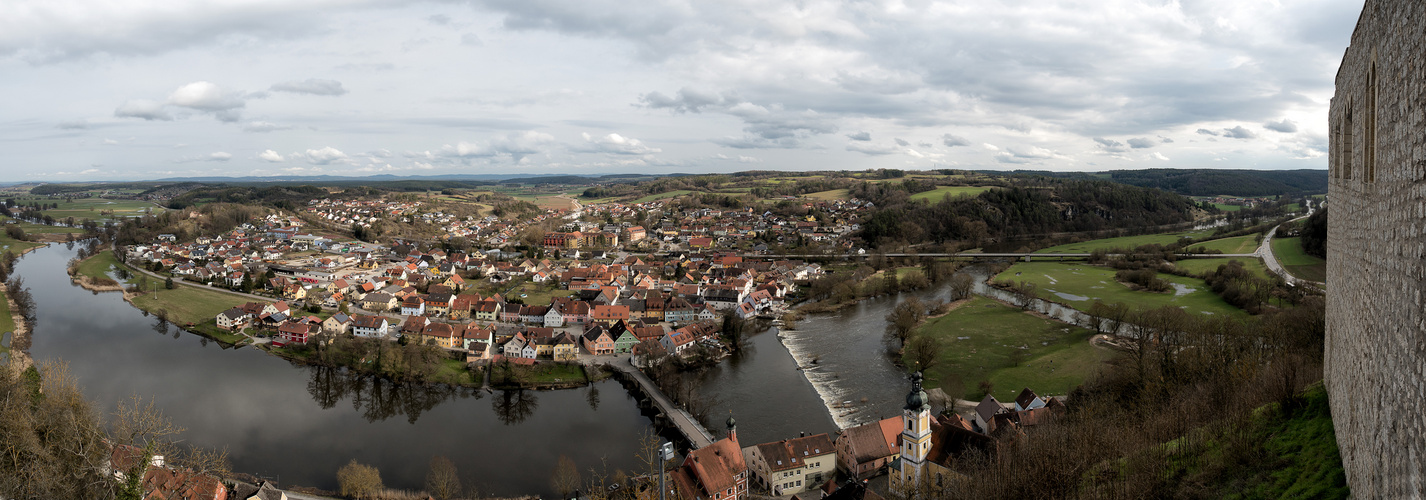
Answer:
658;441;675;500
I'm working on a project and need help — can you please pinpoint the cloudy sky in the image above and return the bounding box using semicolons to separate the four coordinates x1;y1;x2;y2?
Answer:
1;0;1362;181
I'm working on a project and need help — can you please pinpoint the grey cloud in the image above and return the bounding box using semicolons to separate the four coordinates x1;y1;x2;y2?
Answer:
639;87;728;113
846;131;871;141
1264;119;1298;133
0;3;336;63
941;134;971;147
1093;137;1128;153
894;138;909;147
1223;126;1257;139
428;14;452;25
270;79;348;96
56;120;90;130
1127;137;1156;149
1159;136;1175;143
461;33;485;46
711;135;802;149
1196;129;1220;136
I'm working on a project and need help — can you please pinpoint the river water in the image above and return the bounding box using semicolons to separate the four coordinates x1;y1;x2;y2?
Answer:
18;244;655;496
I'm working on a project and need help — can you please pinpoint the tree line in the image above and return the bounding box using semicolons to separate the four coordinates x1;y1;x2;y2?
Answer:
857;179;1199;249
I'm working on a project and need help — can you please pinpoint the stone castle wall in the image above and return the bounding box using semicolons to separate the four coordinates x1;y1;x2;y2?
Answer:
1326;1;1426;496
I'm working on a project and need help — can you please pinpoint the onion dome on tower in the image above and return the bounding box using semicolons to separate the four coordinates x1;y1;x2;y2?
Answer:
905;371;929;412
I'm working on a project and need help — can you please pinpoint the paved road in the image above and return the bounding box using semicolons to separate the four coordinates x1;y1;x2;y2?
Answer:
1255;210;1321;288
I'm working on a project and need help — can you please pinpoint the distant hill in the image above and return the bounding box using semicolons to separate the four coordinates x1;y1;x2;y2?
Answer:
1007;169;1328;197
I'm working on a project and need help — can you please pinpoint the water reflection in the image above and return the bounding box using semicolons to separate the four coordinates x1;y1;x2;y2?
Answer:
492;389;539;425
302;365;473;424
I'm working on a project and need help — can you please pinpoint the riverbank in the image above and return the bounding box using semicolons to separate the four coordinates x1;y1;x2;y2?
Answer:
0;281;33;372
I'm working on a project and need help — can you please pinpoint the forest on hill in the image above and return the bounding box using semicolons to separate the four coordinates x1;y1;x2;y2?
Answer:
856;179;1201;248
1010;168;1327;196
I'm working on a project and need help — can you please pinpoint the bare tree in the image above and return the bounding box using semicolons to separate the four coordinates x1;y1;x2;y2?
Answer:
902;335;941;374
885;296;927;346
551;455;582;499
948;273;975;302
426;455;462;500
337;459;384;500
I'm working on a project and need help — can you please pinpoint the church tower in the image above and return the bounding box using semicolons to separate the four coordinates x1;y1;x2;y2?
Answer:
895;372;932;492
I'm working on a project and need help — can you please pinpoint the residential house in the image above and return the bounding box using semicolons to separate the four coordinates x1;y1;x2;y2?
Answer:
399;316;429;339
743;433;836;495
670;419;749;500
834;417;901;479
361;292;397;312
614;329;640;353
582;324;616;355
665;297;697;323
590;304;630;325
401;295;426;316
421;323;458;349
352;315;389;338
449;295;474;321
553;332;579;361
425;293;453;317
216;308;252;331
662;328;696;354
473;301;502;322
322;313;353;335
544;304;565;328
275;322;314;346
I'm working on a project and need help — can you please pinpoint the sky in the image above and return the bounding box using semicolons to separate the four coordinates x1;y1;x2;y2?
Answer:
0;0;1363;181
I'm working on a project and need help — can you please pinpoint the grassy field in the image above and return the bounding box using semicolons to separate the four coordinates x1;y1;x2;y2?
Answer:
14;197;163;220
491;362;586;387
1171;258;1270;279
0;233;45;254
1189;234;1261;254
805;189;850;200
469;279;574;305
1271;237;1326;282
1034;229;1213;254
994;261;1248;317
917;296;1114;401
909;186;993;203
128;283;250;327
75;250;127;282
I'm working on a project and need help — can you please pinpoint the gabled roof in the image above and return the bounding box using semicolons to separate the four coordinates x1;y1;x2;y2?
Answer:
1014;387;1040;410
680;434;746;498
838;417;900;464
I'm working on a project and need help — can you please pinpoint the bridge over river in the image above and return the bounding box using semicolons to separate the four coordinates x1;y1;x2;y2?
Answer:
609;357;716;449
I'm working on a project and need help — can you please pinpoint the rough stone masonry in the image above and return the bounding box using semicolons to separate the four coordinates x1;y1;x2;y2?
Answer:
1327;0;1426;496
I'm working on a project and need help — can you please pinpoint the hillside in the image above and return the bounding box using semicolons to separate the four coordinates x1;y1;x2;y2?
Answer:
1009;168;1328;196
